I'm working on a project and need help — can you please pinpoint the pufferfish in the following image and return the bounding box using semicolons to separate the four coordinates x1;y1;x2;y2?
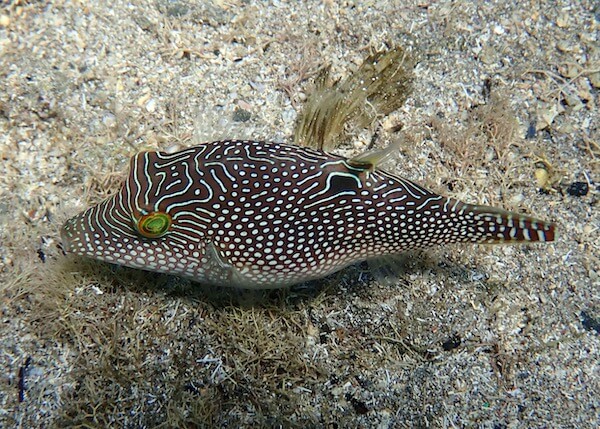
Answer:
61;139;555;288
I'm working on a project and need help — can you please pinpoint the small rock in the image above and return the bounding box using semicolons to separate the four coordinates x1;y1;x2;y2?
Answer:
556;40;575;53
577;88;594;108
536;104;561;130
145;98;157;113
510;193;525;206
134;15;153;31
281;107;296;124
566;181;589;197
556;12;569;28
479;46;498;65
589;72;600;89
535;168;550;188
525;122;537;139
493;24;505;35
442;334;461;351
580;311;600;334
564;93;584;111
558;63;581;79
237;100;251;110
0;15;10;27
102;113;117;129
248;81;265;93
137;93;150;107
232;107;251;122
557;123;575;134
162;0;189;17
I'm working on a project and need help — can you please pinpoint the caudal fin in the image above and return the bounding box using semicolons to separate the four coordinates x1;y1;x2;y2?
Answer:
458;202;555;244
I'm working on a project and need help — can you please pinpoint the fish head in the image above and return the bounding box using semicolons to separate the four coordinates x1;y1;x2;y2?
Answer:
61;148;210;276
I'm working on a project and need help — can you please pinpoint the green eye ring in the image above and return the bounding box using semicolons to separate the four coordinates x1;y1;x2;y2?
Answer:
135;211;172;238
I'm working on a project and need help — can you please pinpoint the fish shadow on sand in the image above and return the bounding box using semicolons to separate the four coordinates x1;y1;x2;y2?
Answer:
68;249;495;310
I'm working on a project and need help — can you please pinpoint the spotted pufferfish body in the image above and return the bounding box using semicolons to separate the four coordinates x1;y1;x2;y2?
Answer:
61;140;555;288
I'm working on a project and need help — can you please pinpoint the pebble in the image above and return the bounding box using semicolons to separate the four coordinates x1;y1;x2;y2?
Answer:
145;98;157;113
556;12;569;28
493;24;505;35
232;107;251;122
536;104;561;130
564;93;584;111
525;122;537;139
534;169;550;188
566;181;589;197
281;107;296;124
510;193;525;206
558;63;580;79
137;93;150;107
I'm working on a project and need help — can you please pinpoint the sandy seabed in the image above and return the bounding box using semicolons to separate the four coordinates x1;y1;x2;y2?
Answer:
0;1;598;428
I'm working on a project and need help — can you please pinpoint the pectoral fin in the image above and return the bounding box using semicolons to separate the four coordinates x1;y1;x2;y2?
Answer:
204;241;249;287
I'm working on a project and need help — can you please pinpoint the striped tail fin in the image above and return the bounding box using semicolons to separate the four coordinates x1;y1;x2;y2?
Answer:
459;202;555;244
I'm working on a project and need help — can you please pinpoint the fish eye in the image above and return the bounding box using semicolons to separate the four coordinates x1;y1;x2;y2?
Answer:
135;211;172;238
